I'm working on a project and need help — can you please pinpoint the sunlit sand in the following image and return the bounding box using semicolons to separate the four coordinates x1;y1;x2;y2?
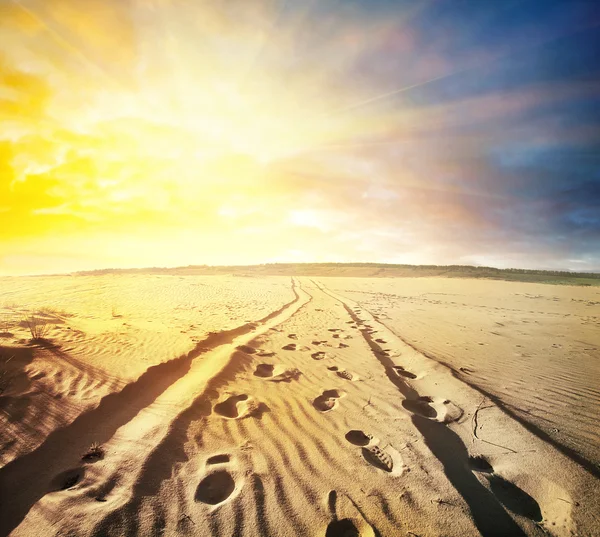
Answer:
0;270;598;536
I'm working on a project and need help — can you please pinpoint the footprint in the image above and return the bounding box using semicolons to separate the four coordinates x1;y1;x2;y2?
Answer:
325;490;376;537
326;491;359;537
374;339;386;344
393;366;417;379
288;334;298;340
313;389;345;412
402;398;437;418
326;518;359;537
468;455;494;473
403;396;462;422
254;364;301;382
214;394;250;418
439;399;464;422
207;454;230;465
254;364;275;377
328;328;342;332
332;334;341;339
362;446;394;472
327;366;339;371
487;475;542;522
312;340;328;346
49;468;84;492
269;366;301;382
236;344;257;354
337;343;349;348
195;470;235;505
282;343;297;351
214;394;265;419
311;351;327;360
336;370;355;381
345;430;373;447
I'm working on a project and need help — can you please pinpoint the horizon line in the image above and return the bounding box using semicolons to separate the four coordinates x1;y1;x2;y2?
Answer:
4;262;598;278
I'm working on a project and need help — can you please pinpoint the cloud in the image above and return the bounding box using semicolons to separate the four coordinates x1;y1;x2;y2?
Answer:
0;0;599;274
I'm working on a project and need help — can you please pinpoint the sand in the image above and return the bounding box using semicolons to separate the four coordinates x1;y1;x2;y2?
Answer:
324;277;600;471
0;274;598;536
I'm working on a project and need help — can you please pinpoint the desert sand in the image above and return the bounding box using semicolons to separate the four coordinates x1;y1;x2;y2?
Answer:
0;274;598;536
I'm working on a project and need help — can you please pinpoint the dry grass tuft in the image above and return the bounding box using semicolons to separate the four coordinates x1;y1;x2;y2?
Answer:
82;442;105;461
24;315;50;341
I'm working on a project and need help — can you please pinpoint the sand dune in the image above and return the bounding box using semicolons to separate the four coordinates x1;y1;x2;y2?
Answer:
0;276;598;536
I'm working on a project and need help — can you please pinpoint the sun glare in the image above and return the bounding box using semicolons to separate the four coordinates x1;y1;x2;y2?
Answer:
1;0;598;274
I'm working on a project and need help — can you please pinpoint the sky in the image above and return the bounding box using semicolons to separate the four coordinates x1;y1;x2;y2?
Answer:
1;0;599;275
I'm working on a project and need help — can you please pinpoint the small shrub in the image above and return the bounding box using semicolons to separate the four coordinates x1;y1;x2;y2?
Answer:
24;315;50;341
82;442;104;461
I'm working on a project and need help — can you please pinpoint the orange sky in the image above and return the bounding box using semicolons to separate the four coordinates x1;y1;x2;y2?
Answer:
1;0;598;275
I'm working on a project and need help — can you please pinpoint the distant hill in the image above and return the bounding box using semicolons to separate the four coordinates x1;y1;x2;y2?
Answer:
72;263;600;286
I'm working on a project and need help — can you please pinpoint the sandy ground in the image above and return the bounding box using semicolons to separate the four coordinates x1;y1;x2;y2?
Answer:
324;277;600;471
0;275;598;537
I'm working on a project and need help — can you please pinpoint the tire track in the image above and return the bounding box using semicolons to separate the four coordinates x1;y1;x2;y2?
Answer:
336;286;600;480
85;279;311;536
315;280;529;537
356;296;600;481
0;279;304;536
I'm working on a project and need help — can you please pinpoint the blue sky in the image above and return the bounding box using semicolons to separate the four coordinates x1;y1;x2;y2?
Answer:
329;0;600;270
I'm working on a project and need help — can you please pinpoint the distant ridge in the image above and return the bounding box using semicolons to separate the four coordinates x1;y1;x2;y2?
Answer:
70;263;600;286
